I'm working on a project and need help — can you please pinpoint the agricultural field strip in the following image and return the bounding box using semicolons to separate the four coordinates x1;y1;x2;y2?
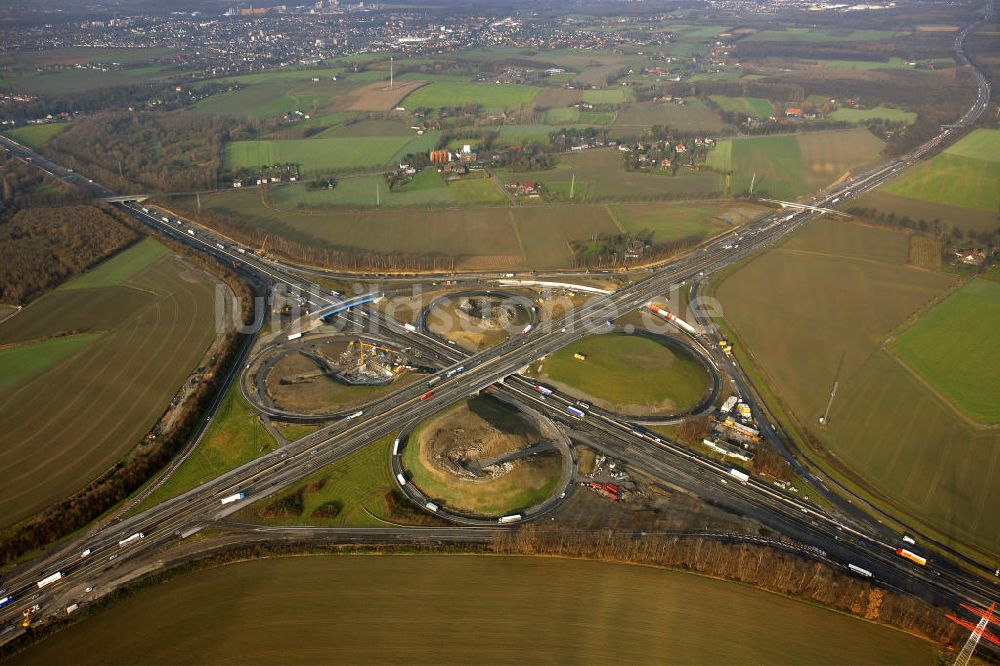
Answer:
0;255;218;525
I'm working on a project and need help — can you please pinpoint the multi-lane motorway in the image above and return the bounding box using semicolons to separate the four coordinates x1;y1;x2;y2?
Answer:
0;9;994;643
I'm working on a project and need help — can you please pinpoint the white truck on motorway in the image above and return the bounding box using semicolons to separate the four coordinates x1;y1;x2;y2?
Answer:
118;532;145;547
727;468;750;484
498;514;522;524
221;492;246;505
403;322;417;332
425;502;439;512
396;473;407;486
287;332;302;341
36;572;63;589
187;229;195;236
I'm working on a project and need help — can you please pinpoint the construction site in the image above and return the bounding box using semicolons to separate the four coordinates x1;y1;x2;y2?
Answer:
258;336;418;415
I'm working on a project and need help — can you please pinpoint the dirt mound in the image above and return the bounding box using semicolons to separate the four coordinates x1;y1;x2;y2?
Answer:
420;399;540;482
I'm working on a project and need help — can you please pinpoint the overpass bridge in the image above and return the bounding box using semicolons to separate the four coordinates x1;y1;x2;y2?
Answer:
100;194;151;203
759;198;850;217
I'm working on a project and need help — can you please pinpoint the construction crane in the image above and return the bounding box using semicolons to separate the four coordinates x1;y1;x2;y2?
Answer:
22;605;38;629
257;235;269;258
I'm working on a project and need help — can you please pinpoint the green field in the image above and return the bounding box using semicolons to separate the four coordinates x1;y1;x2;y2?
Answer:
446;176;507;204
744;28;902;42
196;188;526;270
582;88;632;105
0;241;219;527
830;106;917;124
0;64;173;95
59;238;167;291
272;175;457;208
195;180;741;271
943;128;1000;160
401;81;539;109
728;135;806;199
852;190;1000;235
808;57;911;70
610;202;760;245
610;99;728;138
543;107;580;123
709;96;774;118
532;332;710;415
715;218;1000;555
224;136;419;173
15;556;936;665
498;148;725;201
237;435;402;527
882;130;1000;212
193;68;359;117
2;123;68;148
0;333;100;392
892;279;1000;423
135;382;278;512
712;129;884;199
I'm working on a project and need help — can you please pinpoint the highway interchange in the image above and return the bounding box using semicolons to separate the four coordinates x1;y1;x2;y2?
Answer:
0;8;996;646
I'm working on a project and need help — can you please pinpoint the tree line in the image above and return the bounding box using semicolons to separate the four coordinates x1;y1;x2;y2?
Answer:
493;524;965;646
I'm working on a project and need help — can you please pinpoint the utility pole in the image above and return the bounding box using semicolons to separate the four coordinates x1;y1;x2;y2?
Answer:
569;173;575;199
196;192;201;210
390;56;393;90
376;182;380;206
749;171;756;195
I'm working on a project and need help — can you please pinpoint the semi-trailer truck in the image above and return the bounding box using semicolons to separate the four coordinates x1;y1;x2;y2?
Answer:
392;437;402;455
287;332;302;341
498;514;522;524
534;385;553;396
848;564;873;578
896;548;927;566
396;473;407;486
403;322;417;332
566;406;585;418
118;532;145;547
727;468;750;484
425;502;439;512
36;572;63;589
221;492;246;504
